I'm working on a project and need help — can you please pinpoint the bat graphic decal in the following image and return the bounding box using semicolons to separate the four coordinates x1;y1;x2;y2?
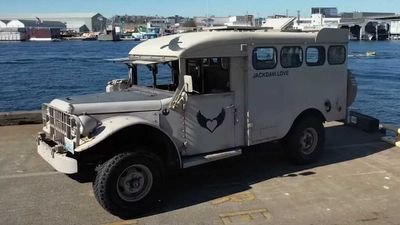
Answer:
197;108;226;133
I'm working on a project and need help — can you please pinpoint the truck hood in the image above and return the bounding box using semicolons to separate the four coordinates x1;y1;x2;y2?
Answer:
49;88;173;115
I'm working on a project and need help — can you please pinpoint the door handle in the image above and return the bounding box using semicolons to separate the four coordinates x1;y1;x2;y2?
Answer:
225;104;235;109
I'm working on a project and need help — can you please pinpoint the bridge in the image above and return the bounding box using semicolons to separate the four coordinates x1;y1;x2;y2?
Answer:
339;15;400;40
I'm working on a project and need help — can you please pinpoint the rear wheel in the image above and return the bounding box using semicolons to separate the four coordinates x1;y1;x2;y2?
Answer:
93;151;164;216
285;117;325;164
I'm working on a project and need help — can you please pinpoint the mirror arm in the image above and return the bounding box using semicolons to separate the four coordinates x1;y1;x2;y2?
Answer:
169;86;186;109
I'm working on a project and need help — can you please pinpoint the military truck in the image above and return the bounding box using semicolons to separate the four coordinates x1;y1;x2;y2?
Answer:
37;28;357;215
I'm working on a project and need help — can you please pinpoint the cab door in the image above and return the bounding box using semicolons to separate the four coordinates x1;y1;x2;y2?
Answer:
183;58;236;155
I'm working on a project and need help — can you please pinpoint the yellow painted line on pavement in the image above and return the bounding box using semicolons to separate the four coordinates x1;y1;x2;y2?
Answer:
219;208;271;225
102;220;138;225
212;191;255;205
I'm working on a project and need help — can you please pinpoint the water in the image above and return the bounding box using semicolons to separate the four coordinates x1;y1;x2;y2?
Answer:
348;41;400;127
0;40;399;126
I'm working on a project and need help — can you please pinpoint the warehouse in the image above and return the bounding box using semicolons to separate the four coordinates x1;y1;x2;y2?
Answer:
0;20;7;29
0;13;107;32
0;19;66;41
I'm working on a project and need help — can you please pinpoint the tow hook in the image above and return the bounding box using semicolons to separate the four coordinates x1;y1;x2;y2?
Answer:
51;145;67;158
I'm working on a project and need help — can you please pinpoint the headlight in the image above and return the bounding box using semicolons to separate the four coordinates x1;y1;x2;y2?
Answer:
41;104;49;127
78;115;99;137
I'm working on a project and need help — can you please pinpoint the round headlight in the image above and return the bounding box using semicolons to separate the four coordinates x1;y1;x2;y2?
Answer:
78;115;98;137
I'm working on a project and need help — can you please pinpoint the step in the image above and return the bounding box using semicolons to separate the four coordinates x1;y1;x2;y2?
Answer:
182;149;242;168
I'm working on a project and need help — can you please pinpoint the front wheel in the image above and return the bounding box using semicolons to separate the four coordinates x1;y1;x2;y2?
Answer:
285;117;325;164
93;151;164;216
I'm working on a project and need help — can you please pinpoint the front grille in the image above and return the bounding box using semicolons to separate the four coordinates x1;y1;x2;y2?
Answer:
43;104;76;145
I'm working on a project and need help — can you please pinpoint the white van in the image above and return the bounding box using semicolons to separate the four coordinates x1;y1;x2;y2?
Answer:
37;28;357;215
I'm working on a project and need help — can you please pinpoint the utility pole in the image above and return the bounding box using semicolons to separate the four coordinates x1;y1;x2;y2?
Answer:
297;10;301;25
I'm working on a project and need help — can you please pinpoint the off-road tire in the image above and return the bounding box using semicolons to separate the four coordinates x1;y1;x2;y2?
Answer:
285;117;325;164
93;151;164;216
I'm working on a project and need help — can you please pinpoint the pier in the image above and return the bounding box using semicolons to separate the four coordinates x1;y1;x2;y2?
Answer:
1;121;400;224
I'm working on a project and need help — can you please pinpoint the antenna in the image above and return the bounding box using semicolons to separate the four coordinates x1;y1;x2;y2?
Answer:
286;9;289;17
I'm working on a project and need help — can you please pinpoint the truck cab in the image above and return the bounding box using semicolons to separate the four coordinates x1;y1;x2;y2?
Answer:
37;28;357;215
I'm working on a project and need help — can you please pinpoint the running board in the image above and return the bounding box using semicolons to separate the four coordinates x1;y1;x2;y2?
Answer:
182;149;242;168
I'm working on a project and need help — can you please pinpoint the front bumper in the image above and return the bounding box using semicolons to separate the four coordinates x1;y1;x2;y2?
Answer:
37;134;78;174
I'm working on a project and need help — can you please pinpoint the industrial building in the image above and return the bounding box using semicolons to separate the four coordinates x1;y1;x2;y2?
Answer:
0;20;7;28
311;7;339;18
0;19;66;41
0;13;107;32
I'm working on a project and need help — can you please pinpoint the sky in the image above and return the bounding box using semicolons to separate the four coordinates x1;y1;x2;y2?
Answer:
0;0;398;18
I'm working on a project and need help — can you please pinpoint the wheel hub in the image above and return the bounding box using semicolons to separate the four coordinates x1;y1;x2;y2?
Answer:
299;128;318;155
117;164;153;202
124;172;144;193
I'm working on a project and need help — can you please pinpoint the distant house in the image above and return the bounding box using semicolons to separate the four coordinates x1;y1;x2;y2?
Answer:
0;13;107;32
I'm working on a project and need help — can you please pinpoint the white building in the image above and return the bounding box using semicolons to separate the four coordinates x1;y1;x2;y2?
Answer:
262;17;296;31
225;16;255;26
194;16;229;27
147;18;175;29
7;19;34;28
194;15;255;27
0;13;107;32
294;14;341;31
0;20;7;29
6;19;66;29
390;20;400;38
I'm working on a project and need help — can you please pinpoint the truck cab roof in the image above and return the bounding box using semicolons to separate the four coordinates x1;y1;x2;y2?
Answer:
129;28;349;60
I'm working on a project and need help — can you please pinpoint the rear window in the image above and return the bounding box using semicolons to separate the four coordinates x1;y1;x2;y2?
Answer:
306;46;325;66
281;46;303;68
328;45;346;65
252;47;277;70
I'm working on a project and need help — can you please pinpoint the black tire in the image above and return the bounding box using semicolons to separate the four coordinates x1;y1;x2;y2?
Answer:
93;151;164;216
285;117;325;164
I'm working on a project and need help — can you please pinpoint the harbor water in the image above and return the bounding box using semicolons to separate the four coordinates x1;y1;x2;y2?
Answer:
0;40;399;127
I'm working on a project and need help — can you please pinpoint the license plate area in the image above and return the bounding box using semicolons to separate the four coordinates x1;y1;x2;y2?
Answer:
64;137;75;154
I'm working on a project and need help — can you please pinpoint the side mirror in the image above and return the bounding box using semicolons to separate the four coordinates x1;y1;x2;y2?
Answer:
183;75;193;93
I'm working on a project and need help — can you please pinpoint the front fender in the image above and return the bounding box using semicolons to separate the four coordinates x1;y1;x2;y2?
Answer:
74;115;157;152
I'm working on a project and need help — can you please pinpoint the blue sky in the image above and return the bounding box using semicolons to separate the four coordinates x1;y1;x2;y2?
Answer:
0;0;398;17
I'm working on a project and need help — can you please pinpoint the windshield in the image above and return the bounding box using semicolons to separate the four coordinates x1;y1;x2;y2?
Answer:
131;60;179;92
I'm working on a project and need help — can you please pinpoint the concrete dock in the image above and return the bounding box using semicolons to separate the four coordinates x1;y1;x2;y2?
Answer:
1;122;400;225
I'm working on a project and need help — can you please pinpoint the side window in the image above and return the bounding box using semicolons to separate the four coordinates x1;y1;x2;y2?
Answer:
186;58;230;94
306;46;325;66
281;46;303;68
252;47;277;70
328;45;346;65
